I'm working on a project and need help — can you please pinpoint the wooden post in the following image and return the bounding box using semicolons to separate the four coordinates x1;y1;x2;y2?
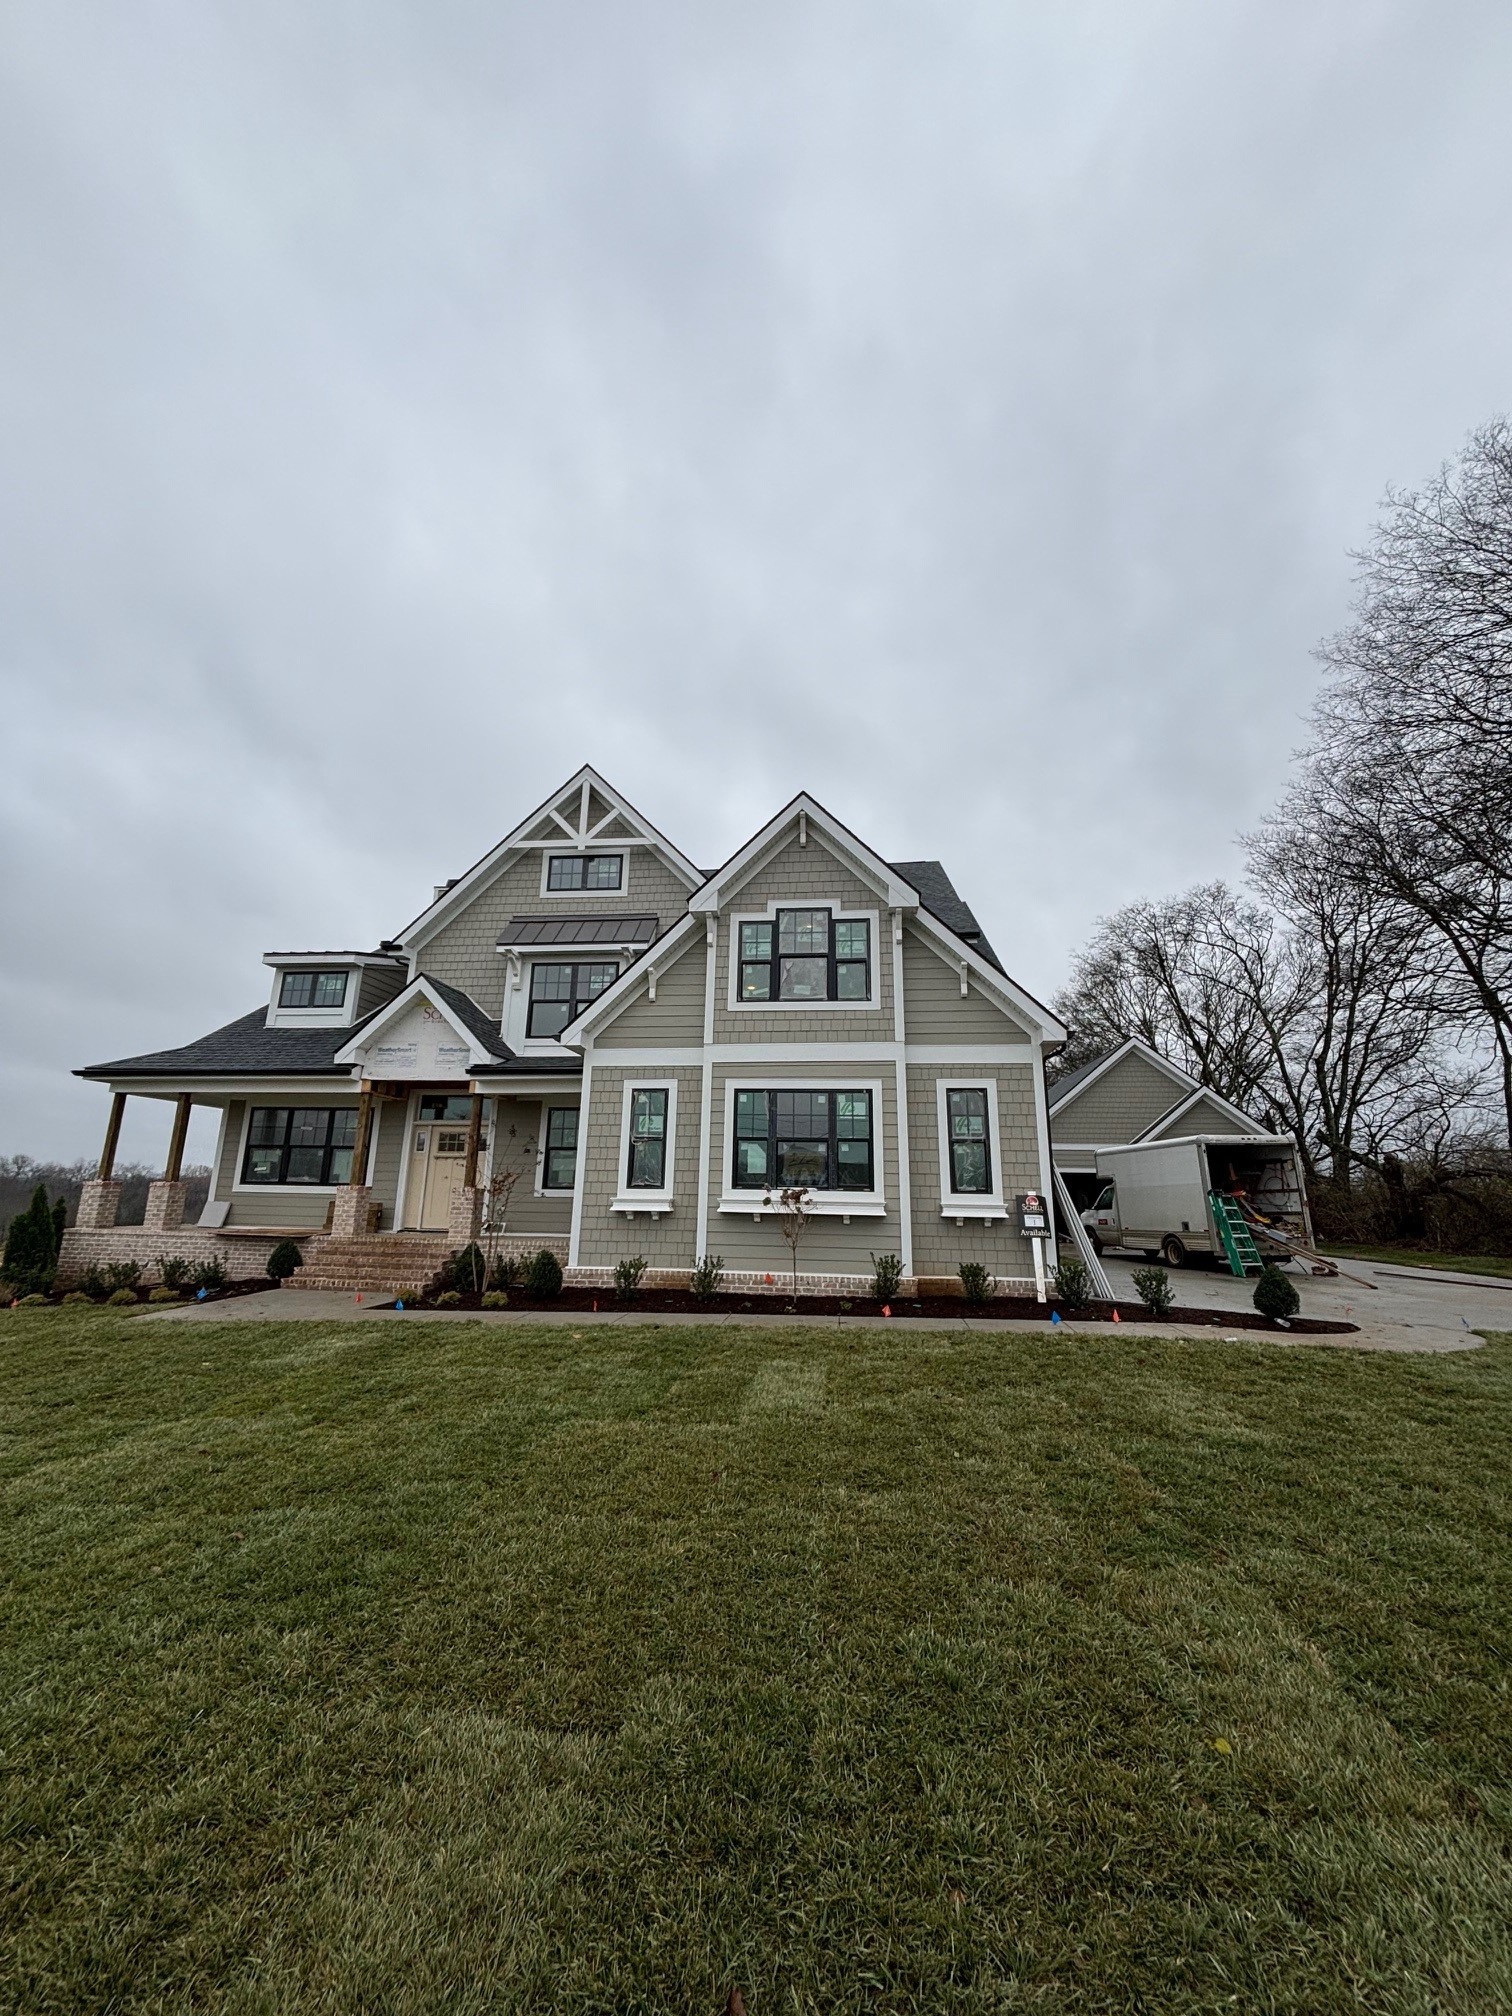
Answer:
98;1091;127;1182
349;1088;375;1187
463;1092;484;1190
164;1094;193;1183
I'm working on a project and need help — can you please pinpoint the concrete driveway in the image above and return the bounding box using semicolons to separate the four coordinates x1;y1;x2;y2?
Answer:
1100;1250;1509;1353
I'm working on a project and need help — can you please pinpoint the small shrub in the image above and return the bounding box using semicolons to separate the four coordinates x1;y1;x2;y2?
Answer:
1052;1255;1090;1306
76;1266;108;1301
524;1249;563;1299
62;1290;92;1305
451;1243;487;1295
870;1252;904;1301
1253;1263;1301;1321
148;1285;180;1304
435;1289;462;1308
1131;1265;1174;1316
482;1289;510;1310
614;1255;648;1301
958;1261;993;1307
106;1287;138;1307
157;1254;193;1290
104;1260;142;1292
265;1240;303;1282
189;1257;228;1294
19;1292;49;1307
487;1253;522;1292
690;1254;725;1301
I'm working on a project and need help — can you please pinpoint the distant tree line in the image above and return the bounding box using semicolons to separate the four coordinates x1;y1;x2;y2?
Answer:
0;1157;211;1239
1053;419;1512;1252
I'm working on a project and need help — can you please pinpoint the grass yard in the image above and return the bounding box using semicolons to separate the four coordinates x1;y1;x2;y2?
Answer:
1323;1244;1512;1281
3;1311;1510;2015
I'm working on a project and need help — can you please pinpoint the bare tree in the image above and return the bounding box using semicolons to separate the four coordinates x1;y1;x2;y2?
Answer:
764;1185;813;1309
1303;418;1512;1143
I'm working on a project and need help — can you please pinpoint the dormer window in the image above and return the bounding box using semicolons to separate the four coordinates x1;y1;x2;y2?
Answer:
279;970;348;1010
738;911;871;1002
547;853;623;892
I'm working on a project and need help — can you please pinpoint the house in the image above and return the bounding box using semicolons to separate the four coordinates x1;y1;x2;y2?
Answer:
1047;1036;1268;1206
62;769;1066;1298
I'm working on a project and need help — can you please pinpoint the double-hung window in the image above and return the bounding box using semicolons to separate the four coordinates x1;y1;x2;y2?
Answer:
242;1107;359;1185
542;1107;579;1189
737;910;871;1003
626;1088;668;1189
546;853;622;891
527;960;619;1038
278;969;348;1009
732;1089;873;1191
945;1088;992;1194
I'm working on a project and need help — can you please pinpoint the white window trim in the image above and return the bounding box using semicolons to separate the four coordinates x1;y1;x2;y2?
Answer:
230;1097;374;1194
538;849;629;899
610;1078;678;1215
715;1075;887;1218
511;953;627;1055
935;1078;1008;1222
266;967;355;1029
725;900;881;1013
535;1098;582;1198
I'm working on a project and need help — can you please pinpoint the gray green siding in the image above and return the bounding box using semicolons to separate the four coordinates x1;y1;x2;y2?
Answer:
368;1097;405;1226
906;1063;1043;1280
1149;1093;1257;1139
489;1094;575;1238
355;965;406;1020
213;1102;244;1202
595;935;707;1047
1050;1051;1189;1146
575;1064;703;1270
901;926;1030;1042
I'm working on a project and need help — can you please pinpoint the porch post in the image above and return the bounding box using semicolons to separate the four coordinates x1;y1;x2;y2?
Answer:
331;1087;376;1240
463;1093;483;1190
144;1092;195;1234
77;1091;127;1230
448;1088;485;1247
164;1094;192;1182
98;1091;126;1181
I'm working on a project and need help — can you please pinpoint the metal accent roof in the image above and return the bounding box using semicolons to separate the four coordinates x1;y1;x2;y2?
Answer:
498;914;659;947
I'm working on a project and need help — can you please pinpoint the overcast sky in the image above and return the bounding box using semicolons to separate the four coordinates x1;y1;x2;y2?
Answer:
3;0;1510;1166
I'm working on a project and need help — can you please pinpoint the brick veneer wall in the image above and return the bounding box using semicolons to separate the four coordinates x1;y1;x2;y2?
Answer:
57;1224;318;1285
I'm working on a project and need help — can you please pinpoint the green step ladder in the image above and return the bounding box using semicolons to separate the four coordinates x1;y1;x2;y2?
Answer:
1209;1192;1263;1277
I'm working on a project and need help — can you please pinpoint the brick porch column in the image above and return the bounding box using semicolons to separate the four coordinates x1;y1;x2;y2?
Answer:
78;1089;129;1229
448;1185;482;1247
143;1182;188;1233
330;1089;377;1239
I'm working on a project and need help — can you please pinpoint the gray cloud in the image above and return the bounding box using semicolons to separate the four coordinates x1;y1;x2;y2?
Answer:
3;0;1510;1162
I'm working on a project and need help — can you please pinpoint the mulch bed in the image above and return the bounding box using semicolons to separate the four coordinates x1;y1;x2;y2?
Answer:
408;1284;1356;1334
20;1279;275;1309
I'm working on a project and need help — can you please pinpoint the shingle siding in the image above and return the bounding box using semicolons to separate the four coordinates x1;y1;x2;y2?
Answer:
595;935;707;1046
575;1065;703;1269
906;1063;1042;1280
1150;1093;1258;1139
488;1093;576;1237
355;965;406;1020
419;850;694;1018
1051;1051;1191;1145
901;926;1029;1042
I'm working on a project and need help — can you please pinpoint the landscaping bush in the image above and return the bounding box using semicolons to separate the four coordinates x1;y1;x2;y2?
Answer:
156;1254;193;1290
870;1252;903;1301
524;1249;563;1299
106;1288;137;1307
1253;1263;1301;1321
690;1254;725;1302
614;1256;648;1302
487;1253;522;1292
2;1184;63;1297
148;1286;179;1304
451;1243;487;1295
18;1292;48;1307
435;1289;462;1308
482;1290;510;1310
189;1258;228;1294
1052;1255;1091;1306
104;1261;142;1292
76;1266;108;1301
958;1262;993;1307
62;1291;92;1305
265;1240;303;1283
1131;1265;1175;1316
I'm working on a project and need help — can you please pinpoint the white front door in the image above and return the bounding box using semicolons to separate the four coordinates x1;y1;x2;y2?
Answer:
404;1095;484;1230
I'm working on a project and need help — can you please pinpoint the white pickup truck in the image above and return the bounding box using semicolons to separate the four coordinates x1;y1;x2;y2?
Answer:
1080;1133;1311;1270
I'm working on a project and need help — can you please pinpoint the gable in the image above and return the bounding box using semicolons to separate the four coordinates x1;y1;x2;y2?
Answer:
594;934;707;1047
1148;1092;1261;1140
1051;1048;1190;1144
722;828;885;918
901;925;1032;1042
344;994;478;1079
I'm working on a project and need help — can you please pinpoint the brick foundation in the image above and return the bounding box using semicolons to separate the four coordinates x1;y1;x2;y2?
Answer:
57;1224;321;1286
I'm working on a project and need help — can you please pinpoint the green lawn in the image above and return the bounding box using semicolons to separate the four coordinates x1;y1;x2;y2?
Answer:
3;1311;1509;2015
1323;1243;1512;1280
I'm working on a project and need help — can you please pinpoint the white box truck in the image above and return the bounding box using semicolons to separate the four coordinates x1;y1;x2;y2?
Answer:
1079;1133;1312;1272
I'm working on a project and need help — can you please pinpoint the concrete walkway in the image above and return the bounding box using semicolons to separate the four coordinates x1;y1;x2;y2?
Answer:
140;1282;1498;1353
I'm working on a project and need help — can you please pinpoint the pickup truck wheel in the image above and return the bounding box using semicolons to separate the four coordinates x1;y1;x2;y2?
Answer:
1161;1236;1187;1269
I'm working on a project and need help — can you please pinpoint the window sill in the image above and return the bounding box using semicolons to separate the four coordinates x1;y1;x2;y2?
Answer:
610;1196;674;1216
717;1194;887;1219
940;1204;1009;1223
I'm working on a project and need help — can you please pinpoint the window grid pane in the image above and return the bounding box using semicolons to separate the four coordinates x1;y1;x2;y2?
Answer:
731;1088;873;1191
